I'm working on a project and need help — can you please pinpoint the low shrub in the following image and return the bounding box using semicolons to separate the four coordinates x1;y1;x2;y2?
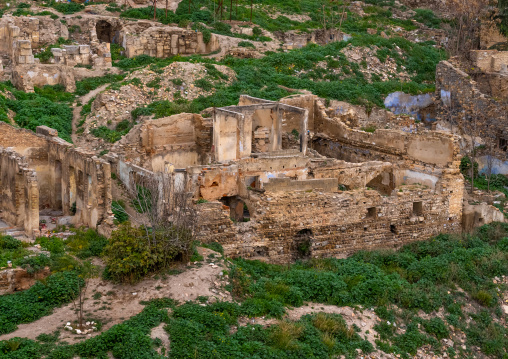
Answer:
239;41;255;48
103;222;193;283
65;228;108;259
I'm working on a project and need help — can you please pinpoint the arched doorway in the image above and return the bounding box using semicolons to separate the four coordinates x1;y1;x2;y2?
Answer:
294;228;312;259
220;196;250;223
96;20;113;43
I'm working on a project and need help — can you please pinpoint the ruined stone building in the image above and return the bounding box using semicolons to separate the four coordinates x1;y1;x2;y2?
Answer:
0;79;489;262
435;50;508;174
0;123;112;237
97;94;465;262
0;14;219;92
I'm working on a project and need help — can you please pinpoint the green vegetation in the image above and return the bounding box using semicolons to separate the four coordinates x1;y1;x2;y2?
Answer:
90;119;133;143
112;200;129;224
498;0;508;37
103;222;193;284
49;1;84;15
226;224;508;357
74;73;126;96
238;41;256;48
0;271;83;335
0;235;29;268
413;9;441;29
64;228;109;259
0;82;73;142
2;224;508;357
34;37;73;64
110;43;125;61
79;96;95;119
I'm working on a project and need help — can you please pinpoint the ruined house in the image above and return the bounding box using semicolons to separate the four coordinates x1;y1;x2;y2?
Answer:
0;14;219;92
99;94;464;263
0;123;112;237
435;50;508;173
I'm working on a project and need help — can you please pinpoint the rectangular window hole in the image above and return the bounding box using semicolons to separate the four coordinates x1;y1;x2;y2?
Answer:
390;224;397;234
367;207;377;218
413;201;423;216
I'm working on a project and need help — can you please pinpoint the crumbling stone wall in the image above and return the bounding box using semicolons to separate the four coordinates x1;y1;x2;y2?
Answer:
216;96;308;161
12;63;76;92
0;266;50;295
123;27;220;58
435;60;508;137
312;99;459;167
111;113;212;171
103;93;464;263
273;29;343;50
0;148;39;236
223;181;462;263
52;45;93;66
1;15;69;50
0;123;112;235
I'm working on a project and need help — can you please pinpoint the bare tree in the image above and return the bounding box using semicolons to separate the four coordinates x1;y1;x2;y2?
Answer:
113;170;197;264
71;262;99;330
447;0;498;57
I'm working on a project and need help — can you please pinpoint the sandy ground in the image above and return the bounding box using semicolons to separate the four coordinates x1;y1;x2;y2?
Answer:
0;247;228;344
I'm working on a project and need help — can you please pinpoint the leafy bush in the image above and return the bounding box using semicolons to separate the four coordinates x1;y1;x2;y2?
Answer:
413;9;441;28
0;235;22;250
422;318;449;340
194;78;213;91
35;237;65;254
110;43;125;61
50;2;84;14
103;222;193;283
91;119;133;143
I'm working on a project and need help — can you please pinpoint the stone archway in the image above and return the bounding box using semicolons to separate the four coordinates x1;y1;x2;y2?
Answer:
220;196;250;223
96;20;113;43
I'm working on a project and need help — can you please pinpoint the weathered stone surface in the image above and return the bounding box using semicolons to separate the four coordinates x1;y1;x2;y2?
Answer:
0;267;51;295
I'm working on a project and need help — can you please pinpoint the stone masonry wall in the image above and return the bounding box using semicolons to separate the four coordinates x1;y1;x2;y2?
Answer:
220;180;463;263
124;27;220;58
0;267;50;295
0;123;112;234
435;60;508;137
0;147;39;236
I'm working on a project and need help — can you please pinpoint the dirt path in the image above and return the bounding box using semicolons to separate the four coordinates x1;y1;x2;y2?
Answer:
0;248;228;344
71;84;109;145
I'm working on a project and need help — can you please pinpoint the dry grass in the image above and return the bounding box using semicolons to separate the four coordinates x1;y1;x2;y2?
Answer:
269;321;304;350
